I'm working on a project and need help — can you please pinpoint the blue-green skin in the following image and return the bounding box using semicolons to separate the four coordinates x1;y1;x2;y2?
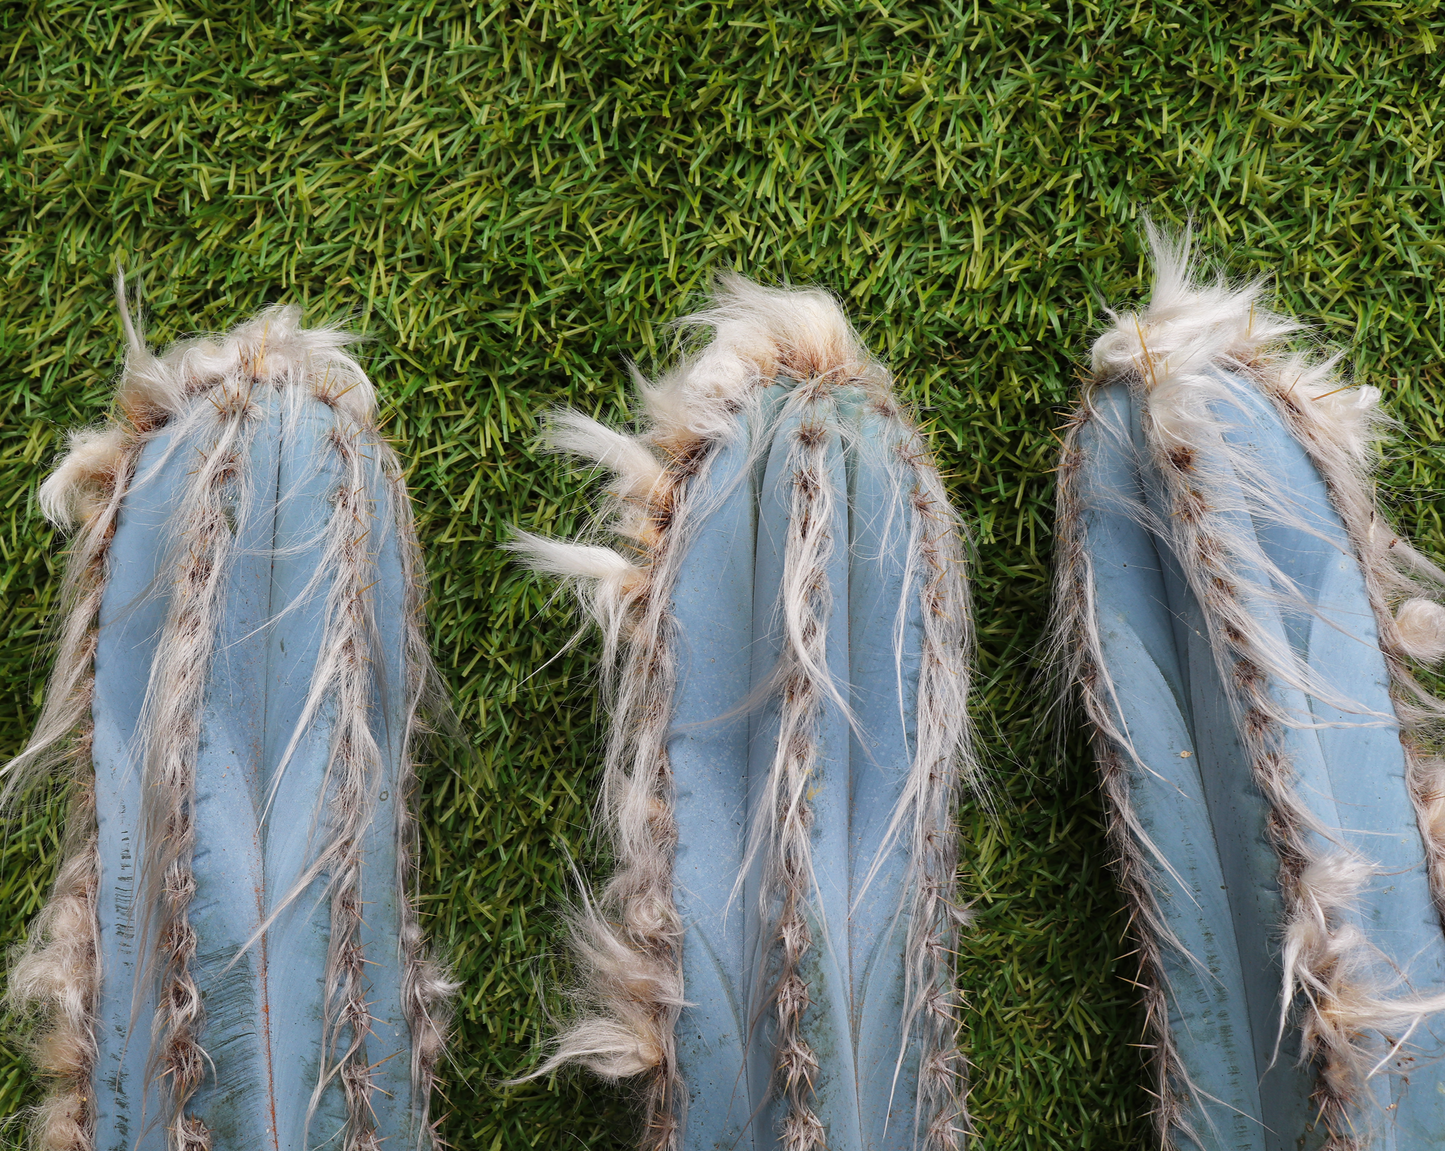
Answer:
1080;373;1445;1149
91;391;417;1149
670;384;927;1150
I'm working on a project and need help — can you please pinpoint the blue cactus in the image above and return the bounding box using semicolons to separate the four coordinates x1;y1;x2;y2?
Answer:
514;278;976;1151
1054;232;1445;1149
4;291;452;1151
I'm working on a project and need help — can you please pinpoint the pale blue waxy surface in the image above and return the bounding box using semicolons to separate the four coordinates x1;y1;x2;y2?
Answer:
91;389;417;1149
670;385;927;1150
1080;374;1445;1149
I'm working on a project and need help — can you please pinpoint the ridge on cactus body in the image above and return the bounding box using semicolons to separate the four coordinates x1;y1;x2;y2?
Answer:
512;276;978;1151
1052;228;1445;1149
2;281;454;1151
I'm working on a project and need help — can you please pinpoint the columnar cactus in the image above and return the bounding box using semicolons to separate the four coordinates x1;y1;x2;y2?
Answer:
514;277;977;1150
4;287;453;1151
1053;231;1445;1148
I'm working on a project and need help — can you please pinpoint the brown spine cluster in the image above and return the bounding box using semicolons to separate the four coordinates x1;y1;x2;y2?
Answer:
389;466;457;1142
145;386;256;1151
19;785;102;1151
901;469;974;1151
590;458;691;1151
769;405;832;1151
508;417;698;1149
7;431;142;1151
1051;405;1191;1145
319;421;390;1151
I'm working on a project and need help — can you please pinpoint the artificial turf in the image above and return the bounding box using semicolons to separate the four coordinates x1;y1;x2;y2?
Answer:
2;1;1444;1146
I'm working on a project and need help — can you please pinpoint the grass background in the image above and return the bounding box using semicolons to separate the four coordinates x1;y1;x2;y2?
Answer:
2;0;1445;1146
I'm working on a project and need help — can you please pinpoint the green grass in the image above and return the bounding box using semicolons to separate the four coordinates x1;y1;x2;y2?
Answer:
2;1;1445;1146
